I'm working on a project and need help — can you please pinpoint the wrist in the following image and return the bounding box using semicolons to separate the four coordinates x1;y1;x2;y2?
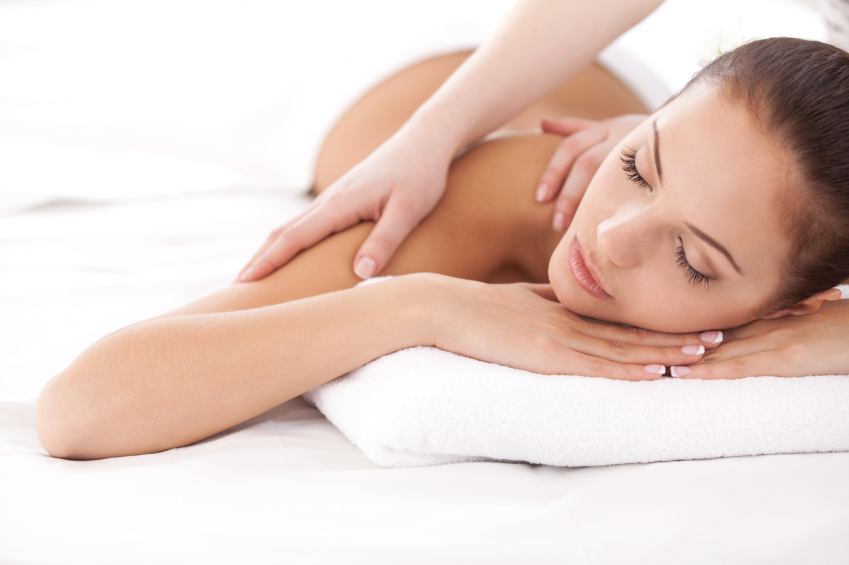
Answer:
380;273;458;349
396;107;468;164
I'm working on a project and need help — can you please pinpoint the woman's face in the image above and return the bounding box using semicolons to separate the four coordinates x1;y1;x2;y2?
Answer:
549;84;794;333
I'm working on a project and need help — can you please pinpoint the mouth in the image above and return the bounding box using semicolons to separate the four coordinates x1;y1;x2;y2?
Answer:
568;235;613;300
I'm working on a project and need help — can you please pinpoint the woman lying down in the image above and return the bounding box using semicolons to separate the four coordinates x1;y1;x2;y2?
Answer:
37;38;849;460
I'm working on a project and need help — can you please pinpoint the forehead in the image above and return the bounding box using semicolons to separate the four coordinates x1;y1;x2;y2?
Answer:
657;85;792;280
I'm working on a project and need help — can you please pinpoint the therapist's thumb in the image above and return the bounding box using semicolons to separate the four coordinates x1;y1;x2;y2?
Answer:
352;205;419;279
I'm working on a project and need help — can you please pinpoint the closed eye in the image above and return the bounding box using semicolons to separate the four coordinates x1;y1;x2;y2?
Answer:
675;242;710;287
620;146;651;190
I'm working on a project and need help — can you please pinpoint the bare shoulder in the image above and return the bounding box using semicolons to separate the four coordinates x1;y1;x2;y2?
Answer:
154;132;566;322
439;132;567;282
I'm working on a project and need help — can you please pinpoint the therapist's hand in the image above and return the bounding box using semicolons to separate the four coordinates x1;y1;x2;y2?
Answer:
238;128;453;282
683;297;849;379
536;114;648;231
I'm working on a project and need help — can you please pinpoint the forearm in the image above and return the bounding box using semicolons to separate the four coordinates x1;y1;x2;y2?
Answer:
37;276;435;460
404;0;664;154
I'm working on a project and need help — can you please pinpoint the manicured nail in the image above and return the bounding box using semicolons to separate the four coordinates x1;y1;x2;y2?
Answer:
536;183;549;202
699;330;723;344
354;256;376;279
553;212;567;231
643;364;665;375
670;366;691;378
239;267;255;282
681;345;705;355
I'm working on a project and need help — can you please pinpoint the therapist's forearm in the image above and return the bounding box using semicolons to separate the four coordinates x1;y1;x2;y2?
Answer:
403;0;664;154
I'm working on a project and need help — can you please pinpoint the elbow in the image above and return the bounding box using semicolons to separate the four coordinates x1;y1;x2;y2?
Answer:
36;371;103;460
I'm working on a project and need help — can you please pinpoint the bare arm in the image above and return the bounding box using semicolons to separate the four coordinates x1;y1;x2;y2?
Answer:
38;270;710;461
406;0;663;152
239;0;665;282
36;277;433;460
37;133;714;461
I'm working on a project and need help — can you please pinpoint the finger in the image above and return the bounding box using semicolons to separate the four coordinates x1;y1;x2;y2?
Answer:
536;125;608;204
237;229;283;282
352;198;422;279
551;143;610;231
696;331;788;366
236;195;329;281
547;349;662;382
241;201;356;282
540;116;597;137
677;351;779;380
563;331;709;368
576;321;723;350
721;318;781;341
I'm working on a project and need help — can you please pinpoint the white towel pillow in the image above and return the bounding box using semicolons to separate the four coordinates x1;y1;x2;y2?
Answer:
304;345;849;468
303;278;849;468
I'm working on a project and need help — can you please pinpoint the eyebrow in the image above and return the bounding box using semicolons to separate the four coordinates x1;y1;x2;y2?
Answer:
684;222;743;275
652;119;663;183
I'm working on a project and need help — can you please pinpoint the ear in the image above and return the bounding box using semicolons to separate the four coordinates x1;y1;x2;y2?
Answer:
762;287;843;320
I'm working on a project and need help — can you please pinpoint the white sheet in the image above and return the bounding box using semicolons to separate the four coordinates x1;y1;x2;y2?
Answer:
0;0;515;211
2;0;848;563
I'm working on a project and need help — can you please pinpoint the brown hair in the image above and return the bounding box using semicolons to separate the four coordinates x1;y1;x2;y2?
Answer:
683;37;849;311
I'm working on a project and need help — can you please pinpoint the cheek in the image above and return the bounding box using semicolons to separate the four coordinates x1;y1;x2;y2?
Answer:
550;250;764;334
575;160;640;225
548;236;571;299
610;273;765;333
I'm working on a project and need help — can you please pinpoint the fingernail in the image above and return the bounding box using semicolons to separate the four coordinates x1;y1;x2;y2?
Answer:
536;183;548;202
643;364;665;375
699;330;723;344
239;267;254;282
681;345;705;355
670;366;691;378
553;212;567;231
354;256;376;279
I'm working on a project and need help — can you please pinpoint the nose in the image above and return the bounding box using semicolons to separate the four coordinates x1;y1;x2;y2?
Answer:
596;203;656;268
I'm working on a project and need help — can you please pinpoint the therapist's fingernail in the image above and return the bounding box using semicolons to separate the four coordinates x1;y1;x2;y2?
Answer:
553;212;567;231
643;364;665;375
670;366;691;378
239;267;255;282
699;330;723;344
536;183;549;202
681;345;705;355
354;256;376;279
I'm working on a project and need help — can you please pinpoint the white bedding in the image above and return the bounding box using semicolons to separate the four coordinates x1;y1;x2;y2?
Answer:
2;0;848;563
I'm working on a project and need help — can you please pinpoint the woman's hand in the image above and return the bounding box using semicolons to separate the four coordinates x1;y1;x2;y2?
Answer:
426;275;721;380
680;299;849;379
537;114;648;231
238;128;453;282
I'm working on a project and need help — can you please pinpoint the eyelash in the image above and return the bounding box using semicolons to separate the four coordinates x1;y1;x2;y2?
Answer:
620;146;710;287
619;146;651;190
675;243;710;287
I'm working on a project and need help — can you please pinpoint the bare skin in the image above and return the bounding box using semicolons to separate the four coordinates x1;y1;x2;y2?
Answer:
219;53;649;312
314;51;647;195
238;0;666;282
38;56;713;460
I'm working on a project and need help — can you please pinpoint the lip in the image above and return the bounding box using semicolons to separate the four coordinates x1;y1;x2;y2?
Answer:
568;235;613;300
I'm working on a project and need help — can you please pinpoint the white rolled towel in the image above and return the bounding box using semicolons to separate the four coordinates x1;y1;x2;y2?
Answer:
303;280;849;468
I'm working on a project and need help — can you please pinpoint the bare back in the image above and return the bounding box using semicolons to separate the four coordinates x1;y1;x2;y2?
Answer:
164;53;647;318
